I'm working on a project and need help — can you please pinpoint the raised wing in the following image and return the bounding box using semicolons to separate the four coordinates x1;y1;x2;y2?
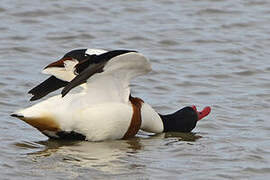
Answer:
28;76;68;101
61;51;152;103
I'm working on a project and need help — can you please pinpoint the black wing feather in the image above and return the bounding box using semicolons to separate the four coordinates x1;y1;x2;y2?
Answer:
28;76;68;101
61;62;106;97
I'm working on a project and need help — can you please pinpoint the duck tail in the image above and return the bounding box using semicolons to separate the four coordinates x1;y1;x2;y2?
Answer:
10;110;60;132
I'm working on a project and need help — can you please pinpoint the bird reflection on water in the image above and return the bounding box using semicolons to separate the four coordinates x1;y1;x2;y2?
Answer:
14;137;145;174
14;132;201;177
14;132;201;155
164;132;202;142
13;132;202;173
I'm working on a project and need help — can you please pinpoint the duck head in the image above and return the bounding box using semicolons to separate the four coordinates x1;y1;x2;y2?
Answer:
159;106;211;132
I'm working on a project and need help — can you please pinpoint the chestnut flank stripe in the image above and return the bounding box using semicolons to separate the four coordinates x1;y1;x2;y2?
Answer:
123;96;143;139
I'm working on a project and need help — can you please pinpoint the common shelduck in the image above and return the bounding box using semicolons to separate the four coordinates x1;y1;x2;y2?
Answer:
11;49;211;141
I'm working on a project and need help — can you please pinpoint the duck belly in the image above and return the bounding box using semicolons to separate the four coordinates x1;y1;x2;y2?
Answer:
70;103;133;141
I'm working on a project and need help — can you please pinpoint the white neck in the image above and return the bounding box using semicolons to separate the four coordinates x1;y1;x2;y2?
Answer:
140;102;164;133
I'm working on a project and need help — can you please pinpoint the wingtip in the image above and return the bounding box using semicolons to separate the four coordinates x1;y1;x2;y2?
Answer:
28;92;41;101
29;96;38;101
61;89;68;98
28;87;35;95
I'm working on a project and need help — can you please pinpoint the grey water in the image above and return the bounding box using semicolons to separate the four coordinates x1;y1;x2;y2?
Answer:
1;0;270;179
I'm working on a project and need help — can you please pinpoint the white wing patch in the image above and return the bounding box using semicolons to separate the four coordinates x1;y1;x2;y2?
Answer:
85;49;107;56
83;52;152;104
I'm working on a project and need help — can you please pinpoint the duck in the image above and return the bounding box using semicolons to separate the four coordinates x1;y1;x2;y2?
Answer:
11;49;211;141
